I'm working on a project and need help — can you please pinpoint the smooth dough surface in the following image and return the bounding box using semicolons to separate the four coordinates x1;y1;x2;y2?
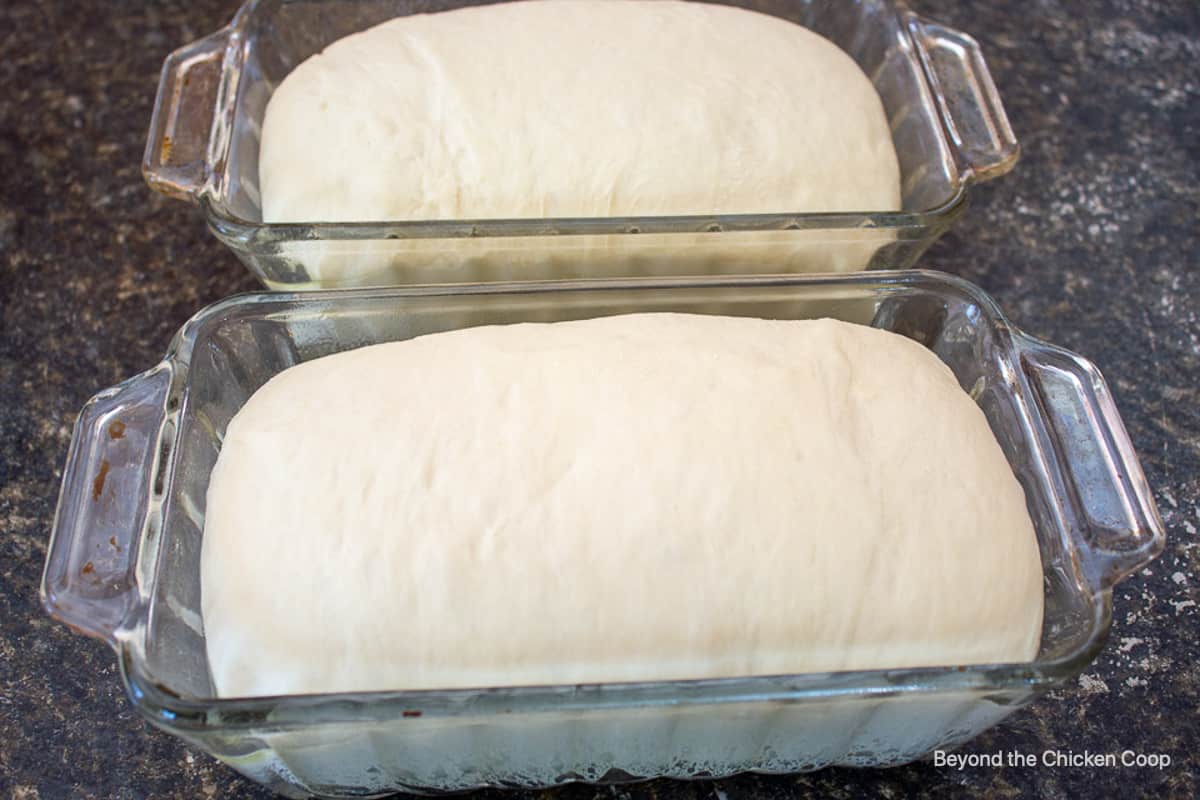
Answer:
258;0;901;223
202;314;1043;698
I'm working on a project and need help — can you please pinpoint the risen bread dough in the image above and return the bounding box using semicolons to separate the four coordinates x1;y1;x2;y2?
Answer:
261;0;900;221
257;0;901;284
202;314;1043;698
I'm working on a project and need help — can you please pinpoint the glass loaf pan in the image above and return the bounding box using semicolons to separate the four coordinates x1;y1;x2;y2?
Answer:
43;271;1162;798
143;0;1019;288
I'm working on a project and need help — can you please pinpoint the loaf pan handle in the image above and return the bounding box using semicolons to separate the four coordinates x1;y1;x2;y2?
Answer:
1018;337;1165;590
41;366;174;647
143;27;230;201
907;14;1019;182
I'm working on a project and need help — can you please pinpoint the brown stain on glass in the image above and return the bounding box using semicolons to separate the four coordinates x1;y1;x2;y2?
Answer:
92;460;110;499
81;561;95;575
108;420;126;439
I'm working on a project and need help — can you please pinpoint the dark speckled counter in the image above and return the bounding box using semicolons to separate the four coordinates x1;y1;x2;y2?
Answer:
2;0;1198;797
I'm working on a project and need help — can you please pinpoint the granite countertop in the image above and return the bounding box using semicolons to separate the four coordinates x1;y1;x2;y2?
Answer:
1;0;1197;797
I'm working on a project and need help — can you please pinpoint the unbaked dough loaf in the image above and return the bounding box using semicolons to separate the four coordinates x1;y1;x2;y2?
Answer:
261;0;900;221
201;314;1043;698
257;0;902;285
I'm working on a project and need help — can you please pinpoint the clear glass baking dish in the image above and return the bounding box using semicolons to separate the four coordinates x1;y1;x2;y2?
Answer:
43;270;1162;798
143;0;1019;289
